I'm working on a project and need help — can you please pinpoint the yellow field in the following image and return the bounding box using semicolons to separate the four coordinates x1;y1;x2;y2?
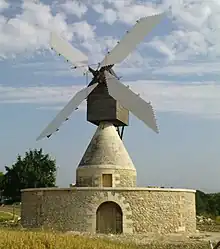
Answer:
0;206;215;249
0;229;144;249
0;228;212;249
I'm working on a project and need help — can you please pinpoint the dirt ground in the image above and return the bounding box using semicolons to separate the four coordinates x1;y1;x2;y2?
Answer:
66;230;220;247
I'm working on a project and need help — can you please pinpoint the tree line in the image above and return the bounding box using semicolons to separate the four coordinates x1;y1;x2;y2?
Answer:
0;148;57;203
196;190;220;217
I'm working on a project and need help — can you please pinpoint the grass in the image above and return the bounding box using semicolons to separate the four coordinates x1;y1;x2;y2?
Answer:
0;229;145;249
0;211;13;222
0;206;217;248
0;204;21;216
0;228;212;249
0;205;21;228
216;216;220;224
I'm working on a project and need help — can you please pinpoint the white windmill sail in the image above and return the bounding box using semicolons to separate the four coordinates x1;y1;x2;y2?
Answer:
104;71;158;133
36;14;164;141
36;83;98;141
50;32;88;67
99;12;164;67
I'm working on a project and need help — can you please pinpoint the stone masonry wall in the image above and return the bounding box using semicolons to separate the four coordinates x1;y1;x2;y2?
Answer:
21;187;196;234
76;165;137;187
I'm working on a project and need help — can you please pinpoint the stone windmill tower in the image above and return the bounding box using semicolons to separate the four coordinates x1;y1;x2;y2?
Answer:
37;14;163;191
21;12;196;235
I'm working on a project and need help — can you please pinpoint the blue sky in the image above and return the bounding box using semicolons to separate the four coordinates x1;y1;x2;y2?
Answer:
0;0;220;193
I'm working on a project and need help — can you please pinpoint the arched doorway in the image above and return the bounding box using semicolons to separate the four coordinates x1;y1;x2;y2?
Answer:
96;201;123;234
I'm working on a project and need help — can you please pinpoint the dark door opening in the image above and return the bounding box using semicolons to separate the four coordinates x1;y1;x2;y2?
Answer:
96;201;123;234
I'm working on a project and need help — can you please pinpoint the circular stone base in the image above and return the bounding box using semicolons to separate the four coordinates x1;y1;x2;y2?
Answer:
21;187;196;234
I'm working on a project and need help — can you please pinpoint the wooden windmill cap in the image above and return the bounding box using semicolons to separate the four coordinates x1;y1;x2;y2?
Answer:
78;122;135;169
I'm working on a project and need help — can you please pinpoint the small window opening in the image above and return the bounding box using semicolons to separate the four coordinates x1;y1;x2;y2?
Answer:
102;174;112;187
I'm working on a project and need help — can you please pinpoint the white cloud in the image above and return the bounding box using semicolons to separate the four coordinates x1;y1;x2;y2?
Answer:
90;0;220;61
80;35;119;65
60;1;88;18
0;0;9;12
115;3;160;24
91;3;117;25
1;0;220;64
92;1;160;25
92;3;104;14
0;85;82;104
147;39;175;61
101;8;117;25
1;80;220;119
0;1;146;68
129;80;220;119
0;1;95;59
113;66;145;77
106;0;133;9
153;61;220;76
80;33;146;70
0;1;74;58
71;21;96;41
0;84;87;111
12;59;86;77
151;0;220;59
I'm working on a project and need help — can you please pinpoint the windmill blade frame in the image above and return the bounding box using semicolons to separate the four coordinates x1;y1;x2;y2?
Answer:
36;13;164;141
36;83;99;141
50;32;88;67
104;71;158;133
99;12;165;67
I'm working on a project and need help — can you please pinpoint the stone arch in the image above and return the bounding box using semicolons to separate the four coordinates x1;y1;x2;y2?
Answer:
96;201;123;234
87;191;133;234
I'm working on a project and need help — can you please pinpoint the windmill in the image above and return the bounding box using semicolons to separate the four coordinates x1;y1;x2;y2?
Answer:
36;13;164;141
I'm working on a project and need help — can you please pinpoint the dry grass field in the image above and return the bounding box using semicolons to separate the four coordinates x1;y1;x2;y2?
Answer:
0;229;145;249
0;204;21;224
0;205;219;249
0;229;212;249
0;204;21;216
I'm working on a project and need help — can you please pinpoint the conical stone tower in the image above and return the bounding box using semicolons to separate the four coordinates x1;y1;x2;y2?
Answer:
76;122;137;188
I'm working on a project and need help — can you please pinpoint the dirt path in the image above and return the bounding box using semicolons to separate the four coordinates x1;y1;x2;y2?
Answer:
103;231;220;244
67;230;220;246
195;231;220;242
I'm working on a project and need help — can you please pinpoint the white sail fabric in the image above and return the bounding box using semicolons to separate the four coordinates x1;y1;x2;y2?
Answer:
37;83;98;141
50;32;88;67
105;71;158;133
100;13;164;67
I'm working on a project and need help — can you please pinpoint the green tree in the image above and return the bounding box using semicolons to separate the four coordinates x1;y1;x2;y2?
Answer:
0;172;3;188
207;193;220;217
2;149;57;202
196;190;209;215
0;172;4;200
196;190;220;217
